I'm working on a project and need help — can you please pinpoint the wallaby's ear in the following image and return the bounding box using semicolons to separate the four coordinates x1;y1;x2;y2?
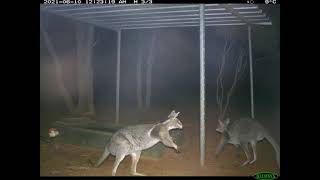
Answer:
168;110;176;118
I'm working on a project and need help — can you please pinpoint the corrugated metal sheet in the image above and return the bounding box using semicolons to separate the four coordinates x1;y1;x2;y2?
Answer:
40;4;272;30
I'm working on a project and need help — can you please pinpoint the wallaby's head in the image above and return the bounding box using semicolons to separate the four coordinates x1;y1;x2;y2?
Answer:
216;118;230;133
163;110;183;130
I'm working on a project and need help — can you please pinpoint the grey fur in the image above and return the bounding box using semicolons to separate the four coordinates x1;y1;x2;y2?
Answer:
215;117;280;169
94;110;183;176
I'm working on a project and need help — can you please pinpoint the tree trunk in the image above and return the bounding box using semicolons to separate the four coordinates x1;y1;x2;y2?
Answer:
84;26;95;117
75;25;86;114
145;31;158;109
40;17;76;114
75;23;96;118
136;33;143;110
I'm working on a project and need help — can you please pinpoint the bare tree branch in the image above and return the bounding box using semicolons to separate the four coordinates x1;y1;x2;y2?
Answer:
216;36;247;120
146;30;158;109
91;31;99;48
238;51;248;81
222;58;240;118
238;49;247;80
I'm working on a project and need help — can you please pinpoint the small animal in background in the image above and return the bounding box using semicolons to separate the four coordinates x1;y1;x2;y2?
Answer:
215;117;280;169
40;128;60;150
94;110;183;176
48;128;59;138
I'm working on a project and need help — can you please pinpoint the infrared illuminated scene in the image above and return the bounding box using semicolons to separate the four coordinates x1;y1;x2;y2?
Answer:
40;3;280;176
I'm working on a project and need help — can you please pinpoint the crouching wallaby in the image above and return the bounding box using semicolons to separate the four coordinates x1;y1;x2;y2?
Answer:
94;110;183;176
215;117;280;169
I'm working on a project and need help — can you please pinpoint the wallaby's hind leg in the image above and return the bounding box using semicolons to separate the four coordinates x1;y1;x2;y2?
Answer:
240;143;251;167
112;154;126;176
249;141;257;164
130;151;145;176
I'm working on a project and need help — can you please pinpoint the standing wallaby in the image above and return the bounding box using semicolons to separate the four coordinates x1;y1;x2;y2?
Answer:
94;110;183;176
215;117;280;169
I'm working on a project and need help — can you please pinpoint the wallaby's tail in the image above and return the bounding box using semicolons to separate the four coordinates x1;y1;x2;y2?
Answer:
265;133;280;169
95;147;110;168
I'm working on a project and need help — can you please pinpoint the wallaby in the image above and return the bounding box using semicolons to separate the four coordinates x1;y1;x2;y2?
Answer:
94;110;183;176
215;117;280;169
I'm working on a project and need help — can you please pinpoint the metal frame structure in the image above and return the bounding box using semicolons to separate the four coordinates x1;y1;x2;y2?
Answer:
40;3;272;166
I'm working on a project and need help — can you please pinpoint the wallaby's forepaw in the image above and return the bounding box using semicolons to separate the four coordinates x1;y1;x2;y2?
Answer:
173;144;180;153
175;147;181;154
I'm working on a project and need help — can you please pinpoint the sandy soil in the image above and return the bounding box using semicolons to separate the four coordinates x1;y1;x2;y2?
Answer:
40;107;280;176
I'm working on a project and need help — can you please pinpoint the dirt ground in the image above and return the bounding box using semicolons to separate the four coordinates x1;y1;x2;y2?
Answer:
40;107;280;176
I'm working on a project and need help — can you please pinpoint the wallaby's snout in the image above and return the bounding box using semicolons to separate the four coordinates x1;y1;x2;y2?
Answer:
216;127;222;133
177;119;183;129
216;120;224;133
175;112;183;129
216;118;230;133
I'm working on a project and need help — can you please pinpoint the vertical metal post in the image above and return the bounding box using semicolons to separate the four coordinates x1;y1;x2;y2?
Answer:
248;25;255;119
116;29;121;124
199;4;206;167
